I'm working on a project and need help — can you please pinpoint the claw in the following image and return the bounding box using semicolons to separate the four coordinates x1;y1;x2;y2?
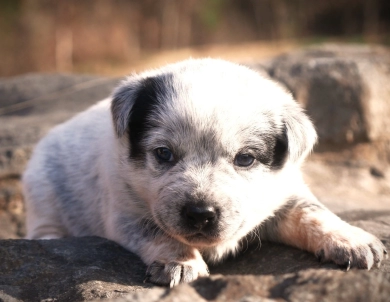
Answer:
340;259;351;271
316;249;325;263
346;259;351;271
143;276;150;284
169;279;175;288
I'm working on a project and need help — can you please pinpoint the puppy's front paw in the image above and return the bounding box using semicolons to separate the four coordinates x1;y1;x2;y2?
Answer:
315;225;388;270
145;257;209;287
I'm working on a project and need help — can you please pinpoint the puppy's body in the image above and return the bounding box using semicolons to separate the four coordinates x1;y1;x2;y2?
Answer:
23;59;387;286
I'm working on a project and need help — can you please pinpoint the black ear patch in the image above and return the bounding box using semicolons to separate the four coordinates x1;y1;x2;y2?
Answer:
111;74;173;159
128;75;173;159
254;124;288;170
271;124;288;169
128;77;163;159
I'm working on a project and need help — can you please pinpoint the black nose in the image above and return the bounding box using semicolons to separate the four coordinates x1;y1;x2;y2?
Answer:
184;205;216;229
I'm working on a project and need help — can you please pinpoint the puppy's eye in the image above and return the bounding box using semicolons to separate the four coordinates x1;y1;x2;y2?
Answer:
154;147;174;162
234;153;255;167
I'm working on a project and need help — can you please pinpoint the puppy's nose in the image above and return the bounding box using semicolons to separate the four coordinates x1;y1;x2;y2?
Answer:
185;205;216;229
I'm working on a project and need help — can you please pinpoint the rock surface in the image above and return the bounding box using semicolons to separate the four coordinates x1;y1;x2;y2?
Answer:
0;211;389;302
266;45;390;144
0;73;121;178
0;237;149;302
114;270;390;302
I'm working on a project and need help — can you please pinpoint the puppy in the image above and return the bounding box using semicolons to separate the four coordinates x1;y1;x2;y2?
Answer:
23;59;387;287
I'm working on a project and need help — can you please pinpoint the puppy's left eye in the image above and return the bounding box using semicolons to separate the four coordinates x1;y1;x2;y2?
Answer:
234;153;255;167
154;147;174;162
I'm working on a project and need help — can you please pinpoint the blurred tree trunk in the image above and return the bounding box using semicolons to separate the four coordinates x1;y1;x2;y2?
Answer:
251;0;274;40
344;6;358;36
55;0;73;72
20;0;56;73
177;0;195;47
161;0;179;49
273;0;291;40
364;0;379;41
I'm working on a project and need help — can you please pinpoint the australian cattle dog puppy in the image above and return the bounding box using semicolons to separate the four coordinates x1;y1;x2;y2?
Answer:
23;59;387;287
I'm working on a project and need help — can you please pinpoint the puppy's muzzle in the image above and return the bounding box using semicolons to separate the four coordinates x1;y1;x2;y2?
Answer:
183;205;217;230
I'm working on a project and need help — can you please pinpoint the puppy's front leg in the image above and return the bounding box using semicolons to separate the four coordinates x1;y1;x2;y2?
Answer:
142;239;209;287
113;219;209;287
260;196;388;270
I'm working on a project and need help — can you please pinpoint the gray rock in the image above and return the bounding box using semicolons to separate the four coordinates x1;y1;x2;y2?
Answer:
263;44;390;158
0;211;389;302
115;270;390;302
0;237;150;302
0;73;121;178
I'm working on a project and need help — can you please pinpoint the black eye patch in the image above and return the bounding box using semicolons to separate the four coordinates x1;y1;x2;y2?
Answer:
271;125;288;169
240;125;288;170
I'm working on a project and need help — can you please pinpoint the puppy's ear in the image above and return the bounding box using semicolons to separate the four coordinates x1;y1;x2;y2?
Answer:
283;101;317;163
111;75;172;158
111;77;142;137
111;76;168;137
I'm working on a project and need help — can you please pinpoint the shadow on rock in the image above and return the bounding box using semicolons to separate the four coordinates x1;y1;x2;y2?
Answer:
0;237;150;301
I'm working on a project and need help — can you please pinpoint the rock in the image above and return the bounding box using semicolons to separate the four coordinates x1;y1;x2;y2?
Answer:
0;73;121;178
115;270;390;302
301;158;390;213
261;44;390;164
265;44;390;144
0;177;25;239
0;211;389;302
0;237;150;302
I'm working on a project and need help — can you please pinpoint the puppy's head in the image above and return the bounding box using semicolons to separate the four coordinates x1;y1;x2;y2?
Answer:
111;59;317;248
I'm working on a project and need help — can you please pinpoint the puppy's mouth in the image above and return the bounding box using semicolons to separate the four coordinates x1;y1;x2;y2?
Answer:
182;232;222;247
153;213;221;246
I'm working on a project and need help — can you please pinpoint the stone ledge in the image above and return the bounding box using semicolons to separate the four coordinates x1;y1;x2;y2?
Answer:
0;210;389;302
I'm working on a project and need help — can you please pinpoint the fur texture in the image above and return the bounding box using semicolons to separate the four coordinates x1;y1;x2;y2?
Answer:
23;59;387;286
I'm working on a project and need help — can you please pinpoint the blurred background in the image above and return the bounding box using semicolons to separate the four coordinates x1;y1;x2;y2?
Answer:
1;0;390;77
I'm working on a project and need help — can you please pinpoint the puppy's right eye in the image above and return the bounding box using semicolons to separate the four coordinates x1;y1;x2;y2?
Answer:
154;147;174;162
234;153;255;167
